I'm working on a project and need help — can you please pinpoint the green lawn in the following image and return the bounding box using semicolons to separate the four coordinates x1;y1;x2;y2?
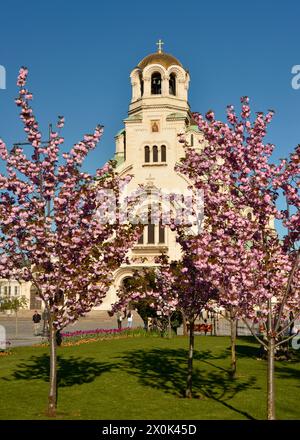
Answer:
0;335;299;420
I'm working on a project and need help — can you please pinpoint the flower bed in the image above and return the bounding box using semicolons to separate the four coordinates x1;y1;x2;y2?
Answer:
59;327;146;346
35;327;161;347
61;328;128;338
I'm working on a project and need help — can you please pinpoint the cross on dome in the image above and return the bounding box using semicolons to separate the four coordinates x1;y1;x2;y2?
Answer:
156;39;164;53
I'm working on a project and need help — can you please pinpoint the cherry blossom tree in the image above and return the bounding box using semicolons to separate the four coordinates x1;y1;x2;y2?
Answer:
0;68;141;416
114;266;181;337
154;249;218;398
177;98;300;419
113;245;218;398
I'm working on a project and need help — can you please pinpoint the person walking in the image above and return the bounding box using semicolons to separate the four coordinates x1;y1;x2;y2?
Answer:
32;310;41;336
127;311;133;328
117;311;123;330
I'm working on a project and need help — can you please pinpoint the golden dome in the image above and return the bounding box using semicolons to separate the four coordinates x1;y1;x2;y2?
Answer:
138;52;183;70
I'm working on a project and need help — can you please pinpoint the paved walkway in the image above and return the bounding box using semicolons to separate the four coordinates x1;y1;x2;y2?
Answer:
0;311;144;348
2;311;298;348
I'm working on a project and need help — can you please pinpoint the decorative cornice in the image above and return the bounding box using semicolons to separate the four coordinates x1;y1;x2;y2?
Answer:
142;163;168;167
133;245;168;254
128;103;190;116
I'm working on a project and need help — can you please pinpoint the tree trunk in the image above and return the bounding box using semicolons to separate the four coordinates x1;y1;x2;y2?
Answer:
266;297;276;420
267;337;276;420
230;313;237;378
213;313;217;336
48;323;57;417
182;312;188;336
15;311;18;337
186;320;194;398
168;314;172;339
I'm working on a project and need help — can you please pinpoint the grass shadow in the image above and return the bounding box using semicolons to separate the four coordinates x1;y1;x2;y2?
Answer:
235;341;300;363
216;337;260;360
3;354;115;387
117;347;258;419
236;336;258;344
275;363;300;386
234;344;260;359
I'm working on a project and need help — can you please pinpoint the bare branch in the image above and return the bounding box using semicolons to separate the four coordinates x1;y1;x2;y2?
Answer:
276;312;300;337
242;318;268;349
275;332;300;348
275;250;300;332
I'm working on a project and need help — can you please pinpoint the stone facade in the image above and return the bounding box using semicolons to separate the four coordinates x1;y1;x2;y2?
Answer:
0;279;39;312
99;46;205;310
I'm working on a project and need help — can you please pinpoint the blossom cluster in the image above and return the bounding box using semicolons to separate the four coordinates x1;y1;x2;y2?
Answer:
61;328;128;337
114;98;299;330
0;68;142;331
176;97;299;325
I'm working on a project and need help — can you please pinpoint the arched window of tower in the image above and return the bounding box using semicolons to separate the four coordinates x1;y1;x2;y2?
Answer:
161;145;166;162
158;221;165;243
153;145;158;162
138;228;144;244
169;73;176;96
139;72;144;97
135;202;167;246
147;206;155;244
151;72;162;94
144;146;150;163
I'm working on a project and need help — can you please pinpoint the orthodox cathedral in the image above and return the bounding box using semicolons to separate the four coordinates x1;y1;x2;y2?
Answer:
100;41;204;309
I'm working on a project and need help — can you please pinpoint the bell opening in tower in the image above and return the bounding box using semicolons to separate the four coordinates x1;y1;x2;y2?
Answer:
169;73;176;96
151;72;162;95
139;72;144;97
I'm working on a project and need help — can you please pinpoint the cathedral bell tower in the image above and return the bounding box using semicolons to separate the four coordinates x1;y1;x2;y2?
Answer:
114;42;195;169
103;42;203;310
129;39;190;114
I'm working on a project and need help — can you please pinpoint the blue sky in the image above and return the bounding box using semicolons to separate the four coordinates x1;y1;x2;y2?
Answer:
0;0;299;173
